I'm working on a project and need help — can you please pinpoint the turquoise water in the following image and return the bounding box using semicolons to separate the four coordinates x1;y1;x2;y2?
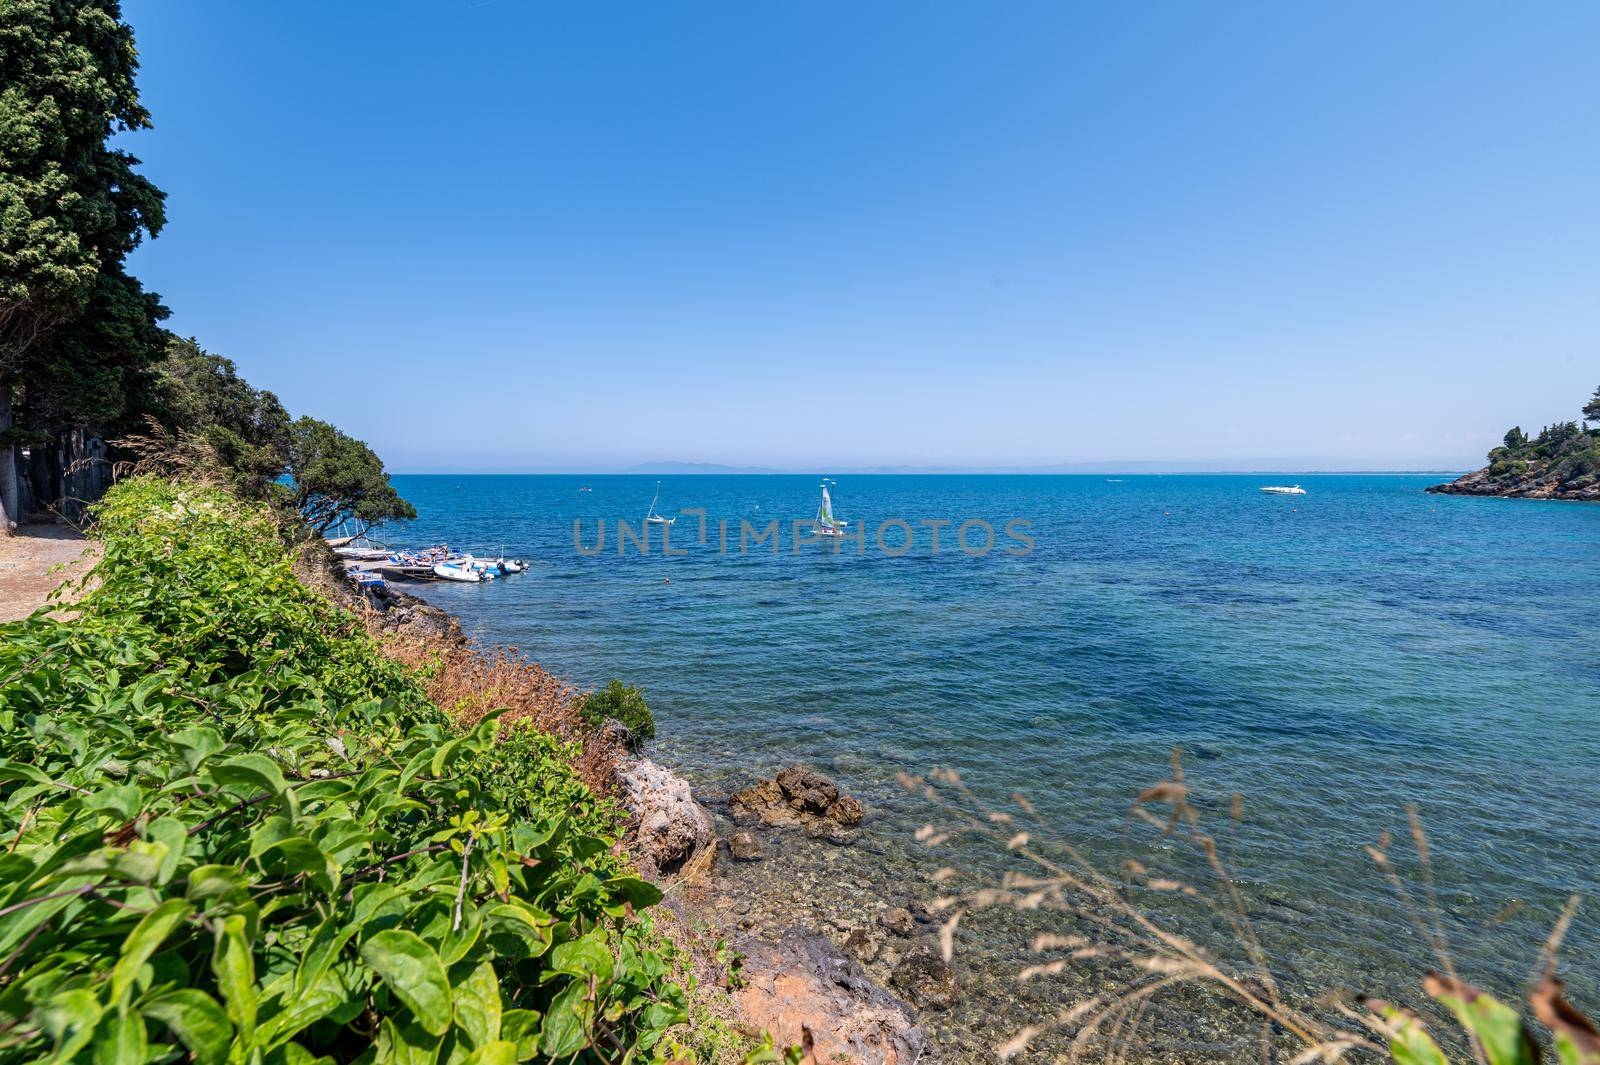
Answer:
389;473;1600;1051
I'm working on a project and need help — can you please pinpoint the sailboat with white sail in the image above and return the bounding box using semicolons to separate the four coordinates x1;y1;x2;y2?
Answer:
645;481;675;525
812;479;848;538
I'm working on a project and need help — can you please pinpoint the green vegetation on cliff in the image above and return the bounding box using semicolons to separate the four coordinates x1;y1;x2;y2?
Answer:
0;478;688;1062
1430;384;1600;500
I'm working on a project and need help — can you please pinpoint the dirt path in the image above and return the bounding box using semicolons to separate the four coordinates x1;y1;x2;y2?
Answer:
0;525;99;622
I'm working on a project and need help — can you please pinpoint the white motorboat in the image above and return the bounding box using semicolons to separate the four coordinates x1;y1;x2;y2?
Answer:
645;481;675;525
1260;485;1307;495
812;479;849;538
432;561;482;583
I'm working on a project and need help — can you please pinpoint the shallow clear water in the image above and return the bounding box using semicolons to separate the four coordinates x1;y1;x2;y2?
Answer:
388;473;1600;1055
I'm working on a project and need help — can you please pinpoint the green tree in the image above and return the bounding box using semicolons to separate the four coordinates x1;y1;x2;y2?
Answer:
286;416;415;534
1584;385;1600;426
0;0;166;528
151;336;292;498
1502;426;1527;451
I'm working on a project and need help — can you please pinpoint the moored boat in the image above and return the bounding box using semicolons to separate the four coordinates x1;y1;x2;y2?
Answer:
1260;484;1307;495
432;560;482;583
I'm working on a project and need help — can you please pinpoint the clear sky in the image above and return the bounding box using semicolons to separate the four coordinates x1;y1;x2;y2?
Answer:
121;1;1600;472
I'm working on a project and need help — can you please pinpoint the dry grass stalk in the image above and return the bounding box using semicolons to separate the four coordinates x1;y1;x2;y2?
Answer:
900;751;1393;1063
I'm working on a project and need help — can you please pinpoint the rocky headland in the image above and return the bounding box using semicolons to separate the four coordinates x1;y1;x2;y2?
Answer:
1428;389;1600;501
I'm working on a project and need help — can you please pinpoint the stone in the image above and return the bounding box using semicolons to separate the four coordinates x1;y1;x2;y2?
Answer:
878;907;916;937
827;795;864;826
890;950;957;1011
734;928;925;1064
615;757;714;881
843;927;880;963
726;830;763;861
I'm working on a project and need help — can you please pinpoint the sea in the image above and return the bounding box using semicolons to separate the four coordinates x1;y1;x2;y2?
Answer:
387;473;1600;1060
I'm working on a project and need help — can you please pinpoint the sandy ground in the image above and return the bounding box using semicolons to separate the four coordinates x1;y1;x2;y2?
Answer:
0;525;99;622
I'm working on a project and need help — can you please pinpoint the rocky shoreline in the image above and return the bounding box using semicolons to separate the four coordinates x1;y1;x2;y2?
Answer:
1426;464;1600;501
331;570;935;1063
620;753;933;1061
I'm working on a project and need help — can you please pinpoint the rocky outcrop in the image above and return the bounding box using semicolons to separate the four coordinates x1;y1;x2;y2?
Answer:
616;757;715;881
730;765;865;843
1428;460;1600;502
735;927;926;1065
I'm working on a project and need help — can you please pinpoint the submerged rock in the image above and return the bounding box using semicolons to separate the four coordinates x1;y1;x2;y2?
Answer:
735;927;925;1064
843;927;881;963
890;950;958;1011
726;830;763;862
616;757;714;881
878;908;917;938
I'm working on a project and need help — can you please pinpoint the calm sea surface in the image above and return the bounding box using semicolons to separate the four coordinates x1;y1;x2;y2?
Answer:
388;474;1600;1056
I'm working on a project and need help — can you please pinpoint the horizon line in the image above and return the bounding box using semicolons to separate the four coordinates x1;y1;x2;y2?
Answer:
388;467;1468;477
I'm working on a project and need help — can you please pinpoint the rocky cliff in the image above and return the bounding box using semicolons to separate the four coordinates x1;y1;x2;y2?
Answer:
1428;453;1599;501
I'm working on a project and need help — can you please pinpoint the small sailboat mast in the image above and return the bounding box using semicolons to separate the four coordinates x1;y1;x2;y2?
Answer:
646;480;675;525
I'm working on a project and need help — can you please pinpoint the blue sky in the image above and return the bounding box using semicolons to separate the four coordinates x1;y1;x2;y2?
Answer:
122;1;1600;472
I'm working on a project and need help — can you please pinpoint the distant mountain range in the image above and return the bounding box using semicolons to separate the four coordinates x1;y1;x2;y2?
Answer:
625;460;1463;476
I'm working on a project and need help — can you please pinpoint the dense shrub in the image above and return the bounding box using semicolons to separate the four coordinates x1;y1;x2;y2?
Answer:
579;682;656;746
0;478;684;1062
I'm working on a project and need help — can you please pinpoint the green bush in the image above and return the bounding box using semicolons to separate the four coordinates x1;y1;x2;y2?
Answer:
0;478;684;1062
579;681;656;745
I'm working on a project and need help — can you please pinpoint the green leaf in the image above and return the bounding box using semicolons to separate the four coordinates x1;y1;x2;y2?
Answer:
429;736;468;779
92;1008;148;1065
396;747;433;794
539;980;593;1058
294;918;357;997
258;835;339;893
211;753;287;796
376;1015;443;1065
84;783;143;820
360;929;453;1037
145;816;188;885
111;897;191;1004
481;903;552;960
499;1010;540;1062
551;931;614;982
129;671;169;712
142;989;234;1065
1426;974;1539;1065
463;1041;519;1065
168;725;227;767
604;875;663;910
186;864;250;903
256;971;347;1049
213;914;259;1044
451;959;502;1048
1366;1001;1449;1065
38;987;103;1061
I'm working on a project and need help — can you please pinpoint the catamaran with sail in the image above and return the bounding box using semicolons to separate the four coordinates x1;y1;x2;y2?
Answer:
813;479;848;538
645;481;675;525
